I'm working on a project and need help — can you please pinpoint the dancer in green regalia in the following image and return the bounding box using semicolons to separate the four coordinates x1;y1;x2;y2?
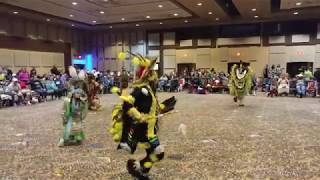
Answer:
229;61;253;106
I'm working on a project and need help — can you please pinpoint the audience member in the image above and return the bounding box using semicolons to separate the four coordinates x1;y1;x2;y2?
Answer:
30;67;37;79
5;78;23;106
18;67;30;83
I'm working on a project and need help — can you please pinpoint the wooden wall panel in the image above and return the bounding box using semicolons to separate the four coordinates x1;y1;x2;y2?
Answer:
105;46;112;58
148;50;160;63
163;49;176;69
53;53;64;66
104;33;110;45
116;33;123;45
217;36;261;46
38;23;47;40
0;17;10;35
287;45;315;62
179;40;193;47
291;34;310;43
163;32;175;46
26;21;37;39
0;49;14;66
176;49;195;63
148;33;160;46
137;31;145;44
14;51;29;67
29;52;42;67
317;23;320;39
198;39;211;46
124;32;130;45
110;33;116;45
48;25;58;41
58;27;66;42
42;53;53;67
268;36;285;44
12;19;25;37
196;48;211;68
130;32;137;44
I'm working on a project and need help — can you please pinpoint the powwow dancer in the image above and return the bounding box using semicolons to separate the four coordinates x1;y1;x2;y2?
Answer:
58;66;88;147
229;61;253;106
109;52;176;179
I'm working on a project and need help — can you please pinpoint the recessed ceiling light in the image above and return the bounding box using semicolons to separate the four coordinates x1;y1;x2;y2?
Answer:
92;20;97;23
293;11;299;15
296;2;302;6
71;24;75;27
251;8;257;11
208;11;213;15
184;20;189;23
69;14;74;17
103;0;109;2
13;11;19;14
146;15;151;19
215;17;220;21
136;24;140;27
159;22;163;25
158;4;163;8
72;2;77;5
254;15;259;18
173;13;179;16
46;18;51;22
100;11;105;14
109;26;113;29
121;18;125;21
197;2;203;6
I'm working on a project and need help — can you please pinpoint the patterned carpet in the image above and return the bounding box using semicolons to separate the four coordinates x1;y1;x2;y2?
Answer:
1;93;320;179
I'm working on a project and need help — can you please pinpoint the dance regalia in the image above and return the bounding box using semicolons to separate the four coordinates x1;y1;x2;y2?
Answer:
229;63;252;106
88;74;101;111
58;67;88;147
109;53;176;179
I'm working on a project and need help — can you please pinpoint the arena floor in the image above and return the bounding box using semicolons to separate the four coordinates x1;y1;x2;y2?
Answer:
1;93;320;179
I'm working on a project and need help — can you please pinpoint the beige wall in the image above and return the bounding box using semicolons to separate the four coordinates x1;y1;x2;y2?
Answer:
162;44;320;76
268;45;318;72
166;46;268;76
0;48;64;75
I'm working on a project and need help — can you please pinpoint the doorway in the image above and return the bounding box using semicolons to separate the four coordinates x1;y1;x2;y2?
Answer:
286;62;313;78
177;63;196;76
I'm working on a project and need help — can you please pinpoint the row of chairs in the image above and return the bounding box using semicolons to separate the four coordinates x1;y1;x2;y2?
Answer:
0;80;67;108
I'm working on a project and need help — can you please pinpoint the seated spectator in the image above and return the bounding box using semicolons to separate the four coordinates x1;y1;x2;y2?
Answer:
267;79;278;97
277;74;289;96
304;68;313;81
296;73;306;98
50;65;60;76
5;78;23;106
4;66;13;81
53;75;66;97
18;67;30;83
19;80;32;105
158;74;168;91
29;79;47;101
178;78;185;92
30;67;37;80
43;77;60;100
